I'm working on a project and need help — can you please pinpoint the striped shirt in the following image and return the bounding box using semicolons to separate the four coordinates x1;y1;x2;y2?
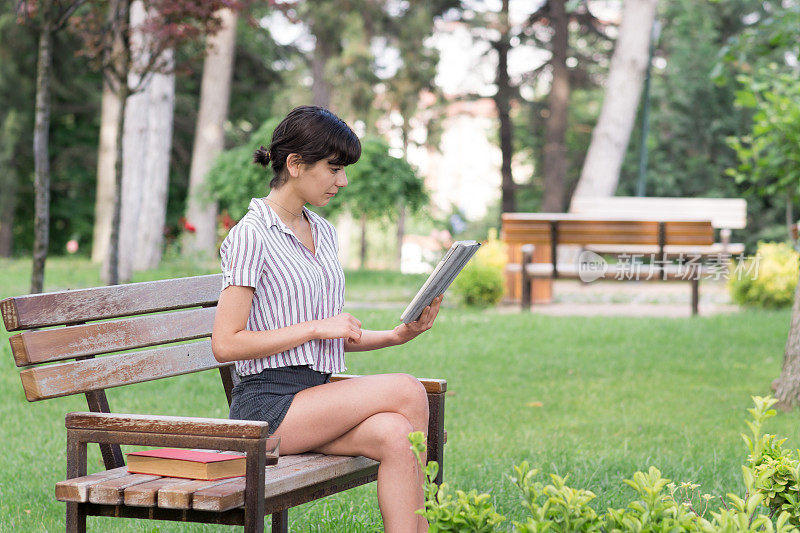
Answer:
219;198;346;375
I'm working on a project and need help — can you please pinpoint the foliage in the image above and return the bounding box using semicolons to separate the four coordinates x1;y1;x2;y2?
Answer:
204;118;280;220
409;431;506;532
729;242;799;309
408;396;800;532
452;229;506;307
726;68;800;204
325;137;427;223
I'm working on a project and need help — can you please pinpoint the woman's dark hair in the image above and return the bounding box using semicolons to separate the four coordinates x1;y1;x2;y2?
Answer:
253;106;361;188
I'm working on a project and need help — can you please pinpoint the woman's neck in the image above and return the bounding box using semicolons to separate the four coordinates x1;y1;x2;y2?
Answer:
265;190;306;224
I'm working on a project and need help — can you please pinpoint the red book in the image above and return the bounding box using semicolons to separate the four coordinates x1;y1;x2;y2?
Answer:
126;448;246;480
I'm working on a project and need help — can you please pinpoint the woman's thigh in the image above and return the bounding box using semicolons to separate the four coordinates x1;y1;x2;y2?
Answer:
272;373;429;455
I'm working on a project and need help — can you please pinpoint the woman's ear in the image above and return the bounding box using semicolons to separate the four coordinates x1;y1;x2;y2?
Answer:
286;153;302;178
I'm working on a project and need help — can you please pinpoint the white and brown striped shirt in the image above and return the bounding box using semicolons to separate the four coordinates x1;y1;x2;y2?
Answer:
220;198;346;375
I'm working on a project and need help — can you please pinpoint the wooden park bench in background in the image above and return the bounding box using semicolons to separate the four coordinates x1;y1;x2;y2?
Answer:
569;196;747;256
501;214;723;315
1;275;447;533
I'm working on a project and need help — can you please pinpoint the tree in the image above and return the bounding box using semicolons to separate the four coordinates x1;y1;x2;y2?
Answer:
326;138;427;268
117;0;176;281
570;0;658;204
183;6;238;258
71;0;230;284
16;0;87;292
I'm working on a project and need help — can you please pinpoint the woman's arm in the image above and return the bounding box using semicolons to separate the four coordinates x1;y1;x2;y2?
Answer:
344;295;443;352
211;285;363;363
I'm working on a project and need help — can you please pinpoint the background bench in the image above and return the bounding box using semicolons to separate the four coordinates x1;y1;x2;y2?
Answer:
501;214;720;315
1;275;447;533
569;196;747;256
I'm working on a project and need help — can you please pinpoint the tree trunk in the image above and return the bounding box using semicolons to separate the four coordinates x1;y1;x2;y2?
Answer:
133;53;174;272
494;0;515;215
359;213;367;269
184;7;238;258
396;120;410;270
31;12;53;294
570;0;658;204
92;80;122;263
774;275;800;410
541;0;569;213
311;30;333;108
102;0;131;286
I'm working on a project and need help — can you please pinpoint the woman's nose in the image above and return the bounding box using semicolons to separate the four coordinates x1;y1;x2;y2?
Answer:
336;170;348;187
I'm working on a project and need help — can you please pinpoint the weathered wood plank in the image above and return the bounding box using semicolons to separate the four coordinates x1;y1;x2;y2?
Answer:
88;473;163;505
159;452;323;509
157;477;242;510
192;455;379;512
1;274;222;331
124;477;196;507
19;340;226;401
55;467;129;503
11;307;216;366
65;412;269;439
332;374;447;393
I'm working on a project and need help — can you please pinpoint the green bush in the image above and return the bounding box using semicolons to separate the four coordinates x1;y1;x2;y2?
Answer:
453;230;506;307
729;241;798;309
408;396;800;532
453;263;505;307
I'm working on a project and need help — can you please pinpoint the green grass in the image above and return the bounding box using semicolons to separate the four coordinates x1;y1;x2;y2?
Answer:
0;257;797;531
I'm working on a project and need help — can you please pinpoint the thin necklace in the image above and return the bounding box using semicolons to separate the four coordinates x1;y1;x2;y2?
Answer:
266;197;303;219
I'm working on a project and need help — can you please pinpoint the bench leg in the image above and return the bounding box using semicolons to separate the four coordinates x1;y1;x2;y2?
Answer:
272;510;289;532
65;502;86;533
691;278;699;316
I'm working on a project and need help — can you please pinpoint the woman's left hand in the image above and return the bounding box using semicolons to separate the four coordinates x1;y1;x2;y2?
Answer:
393;294;443;345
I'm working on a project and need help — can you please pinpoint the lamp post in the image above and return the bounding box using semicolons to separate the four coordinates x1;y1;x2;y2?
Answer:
636;19;661;197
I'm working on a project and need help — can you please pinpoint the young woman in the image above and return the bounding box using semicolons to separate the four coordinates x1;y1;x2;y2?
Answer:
211;105;442;532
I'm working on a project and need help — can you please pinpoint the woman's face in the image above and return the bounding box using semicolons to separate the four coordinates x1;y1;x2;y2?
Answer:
291;156;348;207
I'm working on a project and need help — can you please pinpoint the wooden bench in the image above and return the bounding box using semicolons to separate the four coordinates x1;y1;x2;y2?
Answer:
570;196;747;256
501;214;722;315
0;274;447;533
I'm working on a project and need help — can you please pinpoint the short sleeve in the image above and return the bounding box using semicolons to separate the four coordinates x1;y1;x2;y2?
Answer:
220;223;266;289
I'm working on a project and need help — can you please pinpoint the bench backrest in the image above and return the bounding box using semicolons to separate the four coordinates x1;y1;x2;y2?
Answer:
501;214;714;247
1;274;227;402
569;196;747;230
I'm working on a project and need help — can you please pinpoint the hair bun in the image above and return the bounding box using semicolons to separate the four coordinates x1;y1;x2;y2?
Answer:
253;146;271;167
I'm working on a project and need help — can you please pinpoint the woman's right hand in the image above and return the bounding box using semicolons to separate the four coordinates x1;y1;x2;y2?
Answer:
312;313;362;344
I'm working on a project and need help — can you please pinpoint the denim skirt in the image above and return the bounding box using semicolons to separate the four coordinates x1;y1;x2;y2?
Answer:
228;365;331;435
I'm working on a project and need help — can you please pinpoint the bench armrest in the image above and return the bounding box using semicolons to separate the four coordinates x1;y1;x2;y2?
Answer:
331;374;447;393
66;412;269;439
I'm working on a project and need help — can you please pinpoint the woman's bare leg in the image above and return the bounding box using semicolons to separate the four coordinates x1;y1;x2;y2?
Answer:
272;373;429;532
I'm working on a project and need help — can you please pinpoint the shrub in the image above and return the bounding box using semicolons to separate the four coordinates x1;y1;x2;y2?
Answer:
408;396;800;532
729;241;798;309
453;230;506;307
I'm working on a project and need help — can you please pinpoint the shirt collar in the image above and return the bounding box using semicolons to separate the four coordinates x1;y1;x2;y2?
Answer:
248;197;318;234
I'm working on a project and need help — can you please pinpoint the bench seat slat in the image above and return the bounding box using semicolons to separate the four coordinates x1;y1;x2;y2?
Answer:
1;274;222;331
192;455;379;512
155;455;318;509
10;307;216;366
55;467;129;502
124;477;199;507
89;473;163;505
20;340;224;401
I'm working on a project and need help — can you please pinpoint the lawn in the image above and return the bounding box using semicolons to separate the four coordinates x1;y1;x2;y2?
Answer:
0;257;797;532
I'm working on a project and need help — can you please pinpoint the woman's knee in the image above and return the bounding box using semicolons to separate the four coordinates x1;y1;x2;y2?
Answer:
391;373;429;426
370;413;418;461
